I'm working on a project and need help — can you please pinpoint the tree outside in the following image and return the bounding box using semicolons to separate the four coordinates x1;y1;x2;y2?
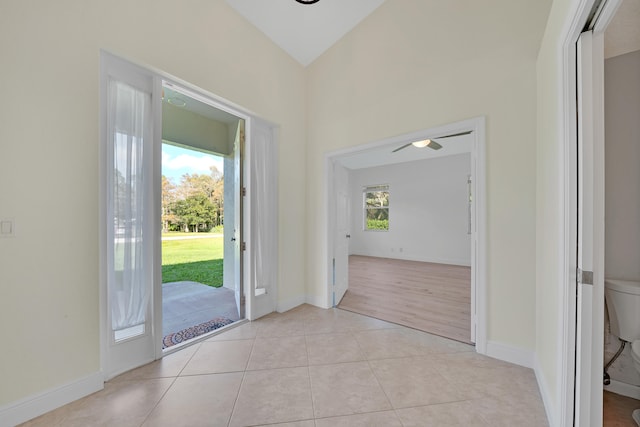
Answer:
162;165;224;233
161;146;225;288
365;188;389;230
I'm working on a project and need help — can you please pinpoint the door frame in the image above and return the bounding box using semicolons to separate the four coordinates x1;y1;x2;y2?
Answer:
575;28;606;426
557;0;621;425
99;52;160;380
324;116;486;351
244;117;279;320
154;80;250;356
99;51;273;378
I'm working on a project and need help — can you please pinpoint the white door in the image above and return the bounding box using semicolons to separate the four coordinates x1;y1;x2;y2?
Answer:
575;29;606;427
234;122;245;318
333;162;350;306
468;173;476;344
100;52;160;380
246;118;278;320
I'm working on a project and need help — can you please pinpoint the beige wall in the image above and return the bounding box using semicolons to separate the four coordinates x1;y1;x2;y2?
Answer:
535;0;575;422
306;0;550;351
0;0;306;405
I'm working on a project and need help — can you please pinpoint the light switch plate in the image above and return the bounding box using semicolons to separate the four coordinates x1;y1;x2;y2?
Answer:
0;219;15;237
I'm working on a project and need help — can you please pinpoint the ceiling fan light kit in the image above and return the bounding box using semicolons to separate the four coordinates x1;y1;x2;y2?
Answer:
295;0;320;4
392;130;473;153
411;140;431;148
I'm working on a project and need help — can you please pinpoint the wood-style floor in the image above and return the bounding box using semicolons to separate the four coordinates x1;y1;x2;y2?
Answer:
604;391;640;426
338;255;472;344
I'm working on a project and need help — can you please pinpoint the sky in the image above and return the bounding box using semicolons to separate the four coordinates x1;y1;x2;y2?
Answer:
162;143;223;183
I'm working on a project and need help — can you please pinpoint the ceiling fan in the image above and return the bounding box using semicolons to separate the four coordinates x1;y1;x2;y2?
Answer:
392;130;472;153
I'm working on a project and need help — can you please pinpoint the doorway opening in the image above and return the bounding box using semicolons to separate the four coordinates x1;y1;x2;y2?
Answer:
101;51;278;380
325;117;486;351
562;0;640;424
160;84;245;350
600;0;640;421
559;0;640;425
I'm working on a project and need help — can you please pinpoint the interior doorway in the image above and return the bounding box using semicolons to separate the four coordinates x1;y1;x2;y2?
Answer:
572;0;640;424
563;0;640;424
602;7;640;421
325;116;487;351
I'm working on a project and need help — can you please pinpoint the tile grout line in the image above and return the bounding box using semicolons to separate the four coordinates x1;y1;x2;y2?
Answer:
137;376;180;427
226;331;258;427
364;353;399;423
303;331;317;424
353;325;401;424
138;339;206;426
176;341;203;377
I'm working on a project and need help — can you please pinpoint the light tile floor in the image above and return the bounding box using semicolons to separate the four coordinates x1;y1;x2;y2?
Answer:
21;305;549;427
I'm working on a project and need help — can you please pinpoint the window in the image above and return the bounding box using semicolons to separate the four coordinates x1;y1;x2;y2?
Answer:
364;185;389;231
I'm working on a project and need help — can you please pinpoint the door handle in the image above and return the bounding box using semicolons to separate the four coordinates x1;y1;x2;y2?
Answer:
231;237;236;242
346;234;351;238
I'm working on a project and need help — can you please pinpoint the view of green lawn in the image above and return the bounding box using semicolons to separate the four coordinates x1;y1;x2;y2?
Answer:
162;234;224;287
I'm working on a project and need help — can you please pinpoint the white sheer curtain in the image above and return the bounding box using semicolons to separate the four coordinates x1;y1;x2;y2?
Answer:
250;121;278;301
108;79;150;333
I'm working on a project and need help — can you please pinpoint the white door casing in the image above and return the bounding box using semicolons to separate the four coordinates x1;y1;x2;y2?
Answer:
333;162;350;306
245;117;278;320
101;52;277;376
234;123;244;319
100;52;160;380
575;28;606;427
324;117;486;350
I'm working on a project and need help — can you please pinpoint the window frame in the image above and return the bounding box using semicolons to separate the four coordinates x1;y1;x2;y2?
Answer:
362;184;389;232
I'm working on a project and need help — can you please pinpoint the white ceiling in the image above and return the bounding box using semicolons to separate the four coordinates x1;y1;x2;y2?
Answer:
225;0;386;66
338;134;473;170
163;86;240;124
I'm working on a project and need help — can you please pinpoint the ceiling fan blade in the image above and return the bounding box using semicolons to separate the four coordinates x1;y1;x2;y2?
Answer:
428;140;443;150
392;142;413;153
393;131;468;152
433;130;473;139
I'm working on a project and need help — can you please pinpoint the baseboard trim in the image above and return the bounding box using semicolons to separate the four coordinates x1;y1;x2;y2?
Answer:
534;355;558;427
305;294;330;309
276;294;306;313
485;340;535;369
605;379;640;400
0;372;103;427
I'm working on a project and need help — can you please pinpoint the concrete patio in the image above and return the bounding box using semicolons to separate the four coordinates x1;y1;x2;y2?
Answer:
162;281;241;337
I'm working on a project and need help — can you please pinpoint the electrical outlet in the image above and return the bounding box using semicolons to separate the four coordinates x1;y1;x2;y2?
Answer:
0;218;15;238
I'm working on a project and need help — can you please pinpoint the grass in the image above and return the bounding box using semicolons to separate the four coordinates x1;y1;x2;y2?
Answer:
162;236;224;287
162;231;221;238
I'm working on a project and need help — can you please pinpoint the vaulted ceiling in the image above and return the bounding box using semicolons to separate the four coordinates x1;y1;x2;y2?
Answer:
225;0;385;66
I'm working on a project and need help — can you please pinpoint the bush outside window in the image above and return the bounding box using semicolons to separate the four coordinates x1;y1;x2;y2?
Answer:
364;185;389;231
